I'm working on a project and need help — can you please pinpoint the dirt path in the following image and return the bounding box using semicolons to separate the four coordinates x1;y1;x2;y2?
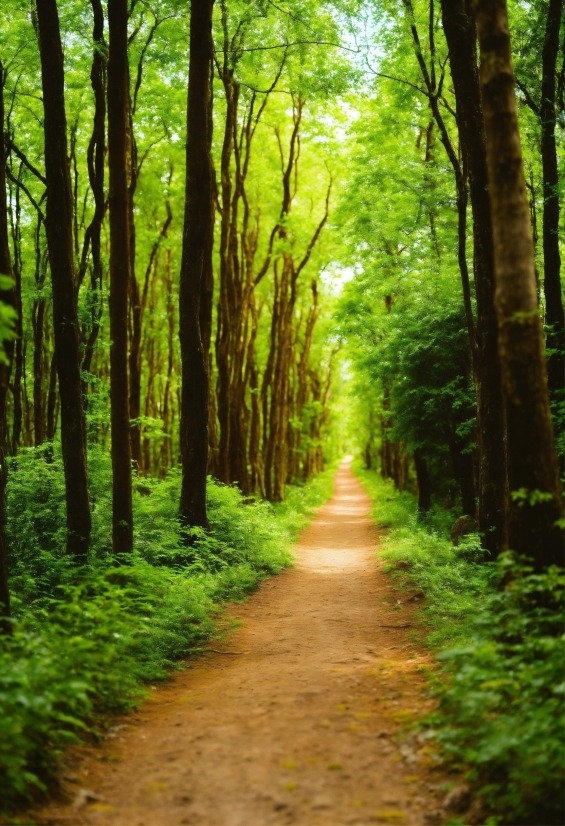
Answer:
36;459;447;826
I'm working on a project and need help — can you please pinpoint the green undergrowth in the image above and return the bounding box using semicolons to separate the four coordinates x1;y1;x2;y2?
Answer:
355;462;493;648
355;462;565;826
0;446;336;812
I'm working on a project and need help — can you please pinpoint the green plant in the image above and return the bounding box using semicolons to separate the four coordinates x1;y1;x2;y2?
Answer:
1;448;334;809
355;463;493;649
433;558;565;826
355;462;565;825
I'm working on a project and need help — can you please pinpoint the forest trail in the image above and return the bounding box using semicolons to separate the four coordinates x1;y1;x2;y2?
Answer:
36;460;448;826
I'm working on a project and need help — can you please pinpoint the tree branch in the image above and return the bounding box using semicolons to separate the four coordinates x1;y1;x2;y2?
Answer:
7;140;46;185
515;76;540;116
5;166;44;220
217;39;359;54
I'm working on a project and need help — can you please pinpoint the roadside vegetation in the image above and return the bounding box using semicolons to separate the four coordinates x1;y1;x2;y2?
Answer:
0;448;335;810
356;464;565;826
0;1;563;824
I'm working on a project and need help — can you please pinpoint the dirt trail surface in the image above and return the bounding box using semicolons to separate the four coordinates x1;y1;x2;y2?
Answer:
35;459;448;826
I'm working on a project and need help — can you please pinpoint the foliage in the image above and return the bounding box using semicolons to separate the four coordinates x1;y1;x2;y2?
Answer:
0;278;17;363
0;447;335;809
347;293;476;505
334;59;479;509
380;301;475;455
354;463;492;649
0;0;348;484
434;559;565;826
355;463;565;826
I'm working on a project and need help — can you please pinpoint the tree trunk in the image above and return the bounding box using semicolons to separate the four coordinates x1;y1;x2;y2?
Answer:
404;0;476;352
107;0;133;553
441;0;508;555
392;444;409;492
36;0;91;560
414;448;431;514
32;298;45;445
127;126;142;471
159;250;174;475
448;432;477;517
0;63;15;632
81;0;106;403
8;173;23;454
178;0;214;529
32;227;47;446
540;0;564;399
215;72;237;485
200;59;215;367
474;0;564;569
46;351;57;440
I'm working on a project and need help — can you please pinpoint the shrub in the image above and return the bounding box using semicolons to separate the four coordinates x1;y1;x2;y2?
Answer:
355;463;565;825
433;559;565;826
0;447;335;809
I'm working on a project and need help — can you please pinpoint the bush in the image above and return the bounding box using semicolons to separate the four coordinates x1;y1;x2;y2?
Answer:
433;559;565;826
355;462;565;825
0;447;335;809
354;463;493;649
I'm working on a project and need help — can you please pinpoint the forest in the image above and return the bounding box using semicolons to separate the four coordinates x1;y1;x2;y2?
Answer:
0;1;563;825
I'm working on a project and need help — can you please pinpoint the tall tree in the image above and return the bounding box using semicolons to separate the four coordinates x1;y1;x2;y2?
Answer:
0;63;15;633
474;0;564;569
402;0;476;354
440;0;508;555
107;0;133;552
540;0;564;398
35;0;91;560
516;0;565;399
178;0;214;529
80;0;107;400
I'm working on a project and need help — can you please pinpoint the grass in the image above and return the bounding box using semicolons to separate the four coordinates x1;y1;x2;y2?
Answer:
354;461;565;826
354;462;494;648
0;447;337;812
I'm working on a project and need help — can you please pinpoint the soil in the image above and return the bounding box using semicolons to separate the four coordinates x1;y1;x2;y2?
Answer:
33;459;450;826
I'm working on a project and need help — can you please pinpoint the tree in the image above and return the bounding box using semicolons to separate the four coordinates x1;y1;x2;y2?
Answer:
35;0;91;561
539;0;564;399
178;0;214;530
80;0;107;403
401;0;507;553
474;0;564;569
440;0;508;555
108;0;133;552
514;0;565;401
0;62;16;633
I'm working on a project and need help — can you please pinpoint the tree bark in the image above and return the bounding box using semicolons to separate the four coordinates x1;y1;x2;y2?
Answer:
403;0;476;353
36;0;91;560
448;431;477;517
540;0;564;399
474;0;564;569
127;120;142;470
414;448;432;514
213;30;287;490
9;187;23;455
0;63;15;632
214;70;236;486
200;58;215;366
441;0;508;556
46;351;57;440
160;249;175;475
107;0;133;552
81;0;106;403
178;0;214;529
32;226;47;446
